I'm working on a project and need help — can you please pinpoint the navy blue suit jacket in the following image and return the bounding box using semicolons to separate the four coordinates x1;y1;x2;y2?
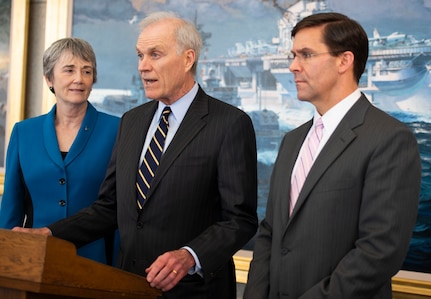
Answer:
48;87;258;298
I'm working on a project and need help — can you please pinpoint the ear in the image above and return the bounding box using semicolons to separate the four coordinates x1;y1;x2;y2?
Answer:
44;76;53;87
184;49;196;72
338;51;354;75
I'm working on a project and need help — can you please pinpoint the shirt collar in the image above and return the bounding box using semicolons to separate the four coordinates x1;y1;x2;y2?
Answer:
315;89;361;132
157;82;198;123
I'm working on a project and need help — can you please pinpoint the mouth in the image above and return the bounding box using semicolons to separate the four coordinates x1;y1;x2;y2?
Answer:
70;88;85;93
143;78;157;85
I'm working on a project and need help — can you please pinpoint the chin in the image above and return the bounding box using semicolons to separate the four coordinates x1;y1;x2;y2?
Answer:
296;96;306;102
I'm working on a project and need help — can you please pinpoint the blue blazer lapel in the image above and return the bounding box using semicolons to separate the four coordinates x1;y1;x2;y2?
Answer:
43;105;64;168
64;103;98;165
288;95;370;220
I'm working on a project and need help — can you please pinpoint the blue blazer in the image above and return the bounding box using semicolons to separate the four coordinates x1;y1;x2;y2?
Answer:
0;102;120;263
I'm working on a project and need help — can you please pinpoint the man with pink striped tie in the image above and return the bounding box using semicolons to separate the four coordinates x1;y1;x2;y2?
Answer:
289;117;323;215
245;12;421;299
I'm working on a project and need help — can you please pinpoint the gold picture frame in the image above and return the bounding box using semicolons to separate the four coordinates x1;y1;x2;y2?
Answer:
53;0;431;296
2;0;30;194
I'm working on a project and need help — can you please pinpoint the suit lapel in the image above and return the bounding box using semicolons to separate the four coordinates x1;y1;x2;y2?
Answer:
129;102;157;166
64;103;97;165
288;95;371;222
43;105;64;168
146;88;208;199
279;121;311;227
123;101;158;208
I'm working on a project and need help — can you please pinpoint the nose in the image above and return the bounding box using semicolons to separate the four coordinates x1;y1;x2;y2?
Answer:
73;71;83;84
138;56;150;72
288;57;300;72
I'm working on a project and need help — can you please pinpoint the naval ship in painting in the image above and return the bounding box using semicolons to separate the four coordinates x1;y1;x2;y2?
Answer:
79;0;431;273
199;0;431;115
201;0;431;273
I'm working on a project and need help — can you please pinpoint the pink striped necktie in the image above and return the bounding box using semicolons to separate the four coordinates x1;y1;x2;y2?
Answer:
290;117;324;215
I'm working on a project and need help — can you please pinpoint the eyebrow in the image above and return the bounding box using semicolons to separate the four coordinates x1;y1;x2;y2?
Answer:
62;64;93;69
136;46;161;53
292;47;314;53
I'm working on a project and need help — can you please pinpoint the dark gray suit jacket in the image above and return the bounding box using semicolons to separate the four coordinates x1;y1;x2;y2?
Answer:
50;87;258;299
244;94;421;299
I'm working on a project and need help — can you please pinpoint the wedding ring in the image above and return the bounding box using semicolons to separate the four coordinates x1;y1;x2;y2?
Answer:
172;269;178;275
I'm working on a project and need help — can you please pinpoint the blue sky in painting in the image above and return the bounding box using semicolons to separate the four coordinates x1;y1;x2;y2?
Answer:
72;0;431;88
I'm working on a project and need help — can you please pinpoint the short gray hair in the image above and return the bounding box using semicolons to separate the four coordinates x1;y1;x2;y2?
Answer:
43;37;97;83
139;11;203;75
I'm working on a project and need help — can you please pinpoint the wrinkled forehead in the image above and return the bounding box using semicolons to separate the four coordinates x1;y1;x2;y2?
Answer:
137;21;177;50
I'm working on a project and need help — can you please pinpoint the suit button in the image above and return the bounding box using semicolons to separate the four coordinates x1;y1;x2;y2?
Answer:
281;248;289;255
58;200;66;206
137;222;143;229
59;178;66;185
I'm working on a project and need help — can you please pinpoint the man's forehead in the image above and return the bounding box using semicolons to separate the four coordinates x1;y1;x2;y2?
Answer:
292;28;325;48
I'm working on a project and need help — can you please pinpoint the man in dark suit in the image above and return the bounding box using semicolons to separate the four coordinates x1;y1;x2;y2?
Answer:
13;11;258;299
244;12;421;299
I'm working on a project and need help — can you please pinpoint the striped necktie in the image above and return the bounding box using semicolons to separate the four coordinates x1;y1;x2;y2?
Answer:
136;106;172;209
290;117;324;215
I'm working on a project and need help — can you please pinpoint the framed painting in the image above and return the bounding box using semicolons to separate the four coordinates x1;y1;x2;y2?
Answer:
51;0;431;295
0;0;30;193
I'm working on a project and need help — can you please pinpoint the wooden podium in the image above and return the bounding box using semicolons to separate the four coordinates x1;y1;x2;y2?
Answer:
0;229;161;299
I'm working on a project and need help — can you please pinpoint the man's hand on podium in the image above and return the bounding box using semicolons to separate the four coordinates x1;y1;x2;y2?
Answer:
12;227;52;235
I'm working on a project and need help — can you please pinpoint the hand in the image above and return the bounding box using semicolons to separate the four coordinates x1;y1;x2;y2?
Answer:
12;227;52;235
145;248;195;292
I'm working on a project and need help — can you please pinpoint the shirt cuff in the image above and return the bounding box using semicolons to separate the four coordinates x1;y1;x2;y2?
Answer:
182;246;203;277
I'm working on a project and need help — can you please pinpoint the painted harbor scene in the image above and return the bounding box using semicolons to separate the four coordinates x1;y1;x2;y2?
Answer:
72;0;431;273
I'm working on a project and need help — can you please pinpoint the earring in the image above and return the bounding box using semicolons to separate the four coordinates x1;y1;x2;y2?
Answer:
49;86;55;94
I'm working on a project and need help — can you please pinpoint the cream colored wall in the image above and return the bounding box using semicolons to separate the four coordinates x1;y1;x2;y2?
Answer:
26;0;47;119
19;0;71;120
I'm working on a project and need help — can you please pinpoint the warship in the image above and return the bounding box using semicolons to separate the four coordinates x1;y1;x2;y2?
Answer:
199;1;431;272
199;0;431;115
